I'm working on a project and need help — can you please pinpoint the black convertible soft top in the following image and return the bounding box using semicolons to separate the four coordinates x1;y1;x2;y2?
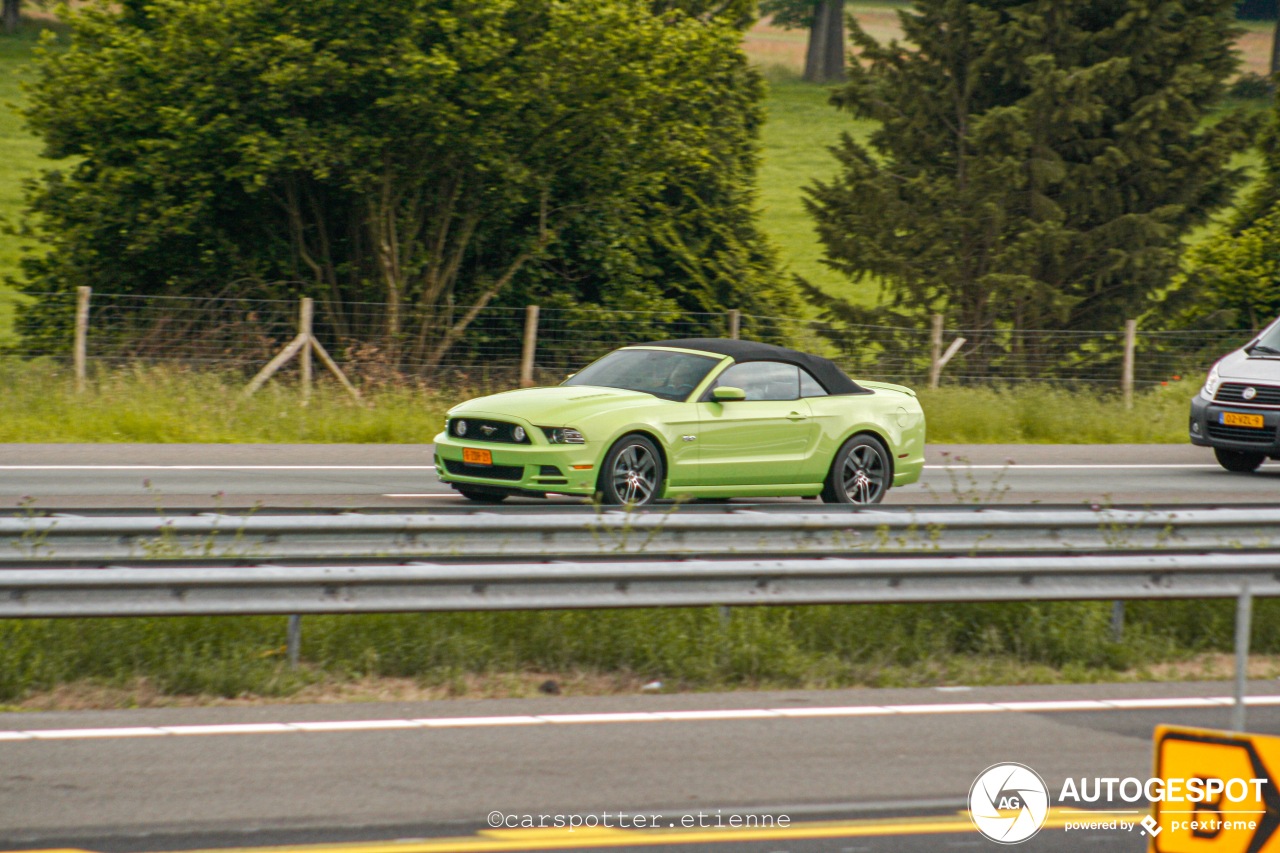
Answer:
641;338;869;396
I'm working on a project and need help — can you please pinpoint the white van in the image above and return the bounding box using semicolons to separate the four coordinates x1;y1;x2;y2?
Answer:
1190;320;1280;472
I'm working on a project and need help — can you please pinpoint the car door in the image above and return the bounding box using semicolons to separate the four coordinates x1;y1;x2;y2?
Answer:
695;361;816;485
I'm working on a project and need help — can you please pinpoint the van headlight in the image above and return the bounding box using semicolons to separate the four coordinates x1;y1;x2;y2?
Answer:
1201;363;1221;401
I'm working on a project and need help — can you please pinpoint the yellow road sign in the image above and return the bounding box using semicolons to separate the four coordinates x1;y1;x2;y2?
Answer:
1151;725;1280;853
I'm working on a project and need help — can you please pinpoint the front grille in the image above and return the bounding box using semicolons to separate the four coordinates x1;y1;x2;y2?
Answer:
1206;422;1276;444
443;459;525;481
448;419;531;444
1215;383;1280;407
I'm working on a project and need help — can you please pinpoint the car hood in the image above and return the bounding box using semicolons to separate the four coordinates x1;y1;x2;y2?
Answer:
447;385;664;424
1218;349;1280;383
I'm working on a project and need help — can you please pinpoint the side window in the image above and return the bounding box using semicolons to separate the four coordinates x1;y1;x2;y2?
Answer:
713;361;800;401
799;368;828;398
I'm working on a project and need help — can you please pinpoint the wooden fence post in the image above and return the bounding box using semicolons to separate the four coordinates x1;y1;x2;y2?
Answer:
300;297;314;404
244;296;360;402
1122;319;1136;410
928;314;943;389
520;305;539;388
74;286;91;394
728;309;740;340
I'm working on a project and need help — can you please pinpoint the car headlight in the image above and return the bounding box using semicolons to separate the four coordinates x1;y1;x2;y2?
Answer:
540;426;585;444
454;419;468;437
512;426;526;443
1201;363;1221;401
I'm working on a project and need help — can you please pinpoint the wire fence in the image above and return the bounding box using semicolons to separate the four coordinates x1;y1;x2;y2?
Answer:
1;289;1255;391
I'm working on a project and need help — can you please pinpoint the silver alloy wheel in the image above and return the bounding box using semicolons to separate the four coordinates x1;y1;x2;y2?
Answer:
612;443;658;504
840;443;887;503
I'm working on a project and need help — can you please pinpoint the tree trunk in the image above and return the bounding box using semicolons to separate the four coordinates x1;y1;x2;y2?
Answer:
2;0;20;34
1272;4;1280;75
803;0;845;83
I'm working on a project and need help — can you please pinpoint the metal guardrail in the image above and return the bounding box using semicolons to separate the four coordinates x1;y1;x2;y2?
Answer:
5;506;1280;563
0;552;1277;617
1;505;1275;729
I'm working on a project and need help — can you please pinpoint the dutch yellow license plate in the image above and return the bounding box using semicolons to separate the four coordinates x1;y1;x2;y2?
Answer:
462;448;493;465
1221;411;1264;428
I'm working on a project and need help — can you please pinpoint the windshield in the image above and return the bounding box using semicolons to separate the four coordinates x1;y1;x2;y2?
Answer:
1249;321;1280;355
563;348;721;401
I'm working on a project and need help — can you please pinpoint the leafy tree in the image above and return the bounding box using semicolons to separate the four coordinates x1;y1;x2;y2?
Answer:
1174;78;1280;331
1177;206;1280;331
805;0;1252;373
19;0;791;366
758;0;845;82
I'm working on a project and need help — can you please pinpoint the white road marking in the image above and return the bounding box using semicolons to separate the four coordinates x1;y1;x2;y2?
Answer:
0;465;436;471
382;494;462;499
1;694;1272;742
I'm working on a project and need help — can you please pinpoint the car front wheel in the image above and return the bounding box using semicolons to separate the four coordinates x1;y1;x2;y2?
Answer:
822;435;890;504
1214;447;1265;473
597;435;664;506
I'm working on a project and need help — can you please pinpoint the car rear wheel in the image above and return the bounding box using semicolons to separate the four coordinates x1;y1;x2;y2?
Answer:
1214;448;1265;473
455;485;509;503
597;435;664;506
822;435;890;504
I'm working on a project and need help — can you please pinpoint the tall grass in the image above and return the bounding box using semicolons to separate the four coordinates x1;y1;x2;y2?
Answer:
918;381;1197;444
1;599;1275;702
0;361;1195;443
0;361;455;443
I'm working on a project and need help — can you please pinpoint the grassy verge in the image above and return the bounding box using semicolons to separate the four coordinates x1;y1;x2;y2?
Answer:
1;599;1277;708
0;361;1197;443
0;361;454;443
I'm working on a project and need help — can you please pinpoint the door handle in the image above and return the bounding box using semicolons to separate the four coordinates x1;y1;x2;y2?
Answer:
787;412;808;421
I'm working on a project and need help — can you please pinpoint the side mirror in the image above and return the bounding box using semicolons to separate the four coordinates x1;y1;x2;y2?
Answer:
712;386;746;403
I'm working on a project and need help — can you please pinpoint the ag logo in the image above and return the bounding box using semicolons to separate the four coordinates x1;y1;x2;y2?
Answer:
969;763;1050;844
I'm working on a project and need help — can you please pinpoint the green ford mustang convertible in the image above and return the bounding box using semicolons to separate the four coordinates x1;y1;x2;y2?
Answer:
434;338;925;505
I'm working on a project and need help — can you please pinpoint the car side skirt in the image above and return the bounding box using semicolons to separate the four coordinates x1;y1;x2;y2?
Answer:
664;484;824;499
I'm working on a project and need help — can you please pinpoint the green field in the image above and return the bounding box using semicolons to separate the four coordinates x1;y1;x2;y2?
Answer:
757;74;878;305
0;23;51;339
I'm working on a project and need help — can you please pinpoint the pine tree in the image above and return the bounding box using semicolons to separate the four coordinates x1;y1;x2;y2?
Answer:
806;0;1252;375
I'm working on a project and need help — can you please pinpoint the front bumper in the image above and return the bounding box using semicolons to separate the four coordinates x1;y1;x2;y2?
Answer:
1188;395;1280;456
434;431;599;496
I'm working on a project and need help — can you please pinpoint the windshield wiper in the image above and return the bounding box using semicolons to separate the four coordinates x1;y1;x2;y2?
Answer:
1248;344;1280;356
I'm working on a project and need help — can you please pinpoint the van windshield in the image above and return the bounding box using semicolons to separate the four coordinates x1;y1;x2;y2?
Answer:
1249;323;1280;356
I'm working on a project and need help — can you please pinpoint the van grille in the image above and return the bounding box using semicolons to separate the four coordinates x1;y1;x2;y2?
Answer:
1215;383;1280;407
1206;422;1275;444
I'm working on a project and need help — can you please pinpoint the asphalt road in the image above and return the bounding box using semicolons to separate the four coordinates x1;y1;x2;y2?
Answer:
0;442;1274;509
2;681;1278;852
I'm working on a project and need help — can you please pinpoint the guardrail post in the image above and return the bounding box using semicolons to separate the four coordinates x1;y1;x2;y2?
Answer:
74;286;91;393
728;309;740;340
300;297;314;405
1233;585;1252;732
1122;319;1136;410
1110;600;1124;642
287;614;302;670
520;305;539;388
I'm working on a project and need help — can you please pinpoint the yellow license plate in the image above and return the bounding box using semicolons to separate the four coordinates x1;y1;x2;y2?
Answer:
1221;412;1265;428
462;448;493;465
